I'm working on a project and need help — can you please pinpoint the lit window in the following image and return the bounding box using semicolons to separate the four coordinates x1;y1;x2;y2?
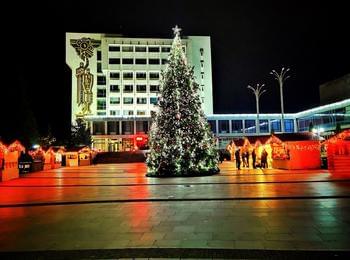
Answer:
110;72;120;79
137;97;147;104
122;58;133;65
150;85;159;92
161;46;171;52
136;85;147;92
123;85;133;93
123;97;133;104
135;59;147;64
148;46;160;52
97;100;106;110
110;97;120;105
136;72;147;79
123;72;133;80
150;97;158;105
149;59;160;65
137;110;146;115
109;46;120;52
110;85;120;92
149;72;159;80
122;46;133;52
135;46;147;52
97;89;106;97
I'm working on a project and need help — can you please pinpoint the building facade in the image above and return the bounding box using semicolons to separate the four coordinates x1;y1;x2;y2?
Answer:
208;98;350;149
66;33;214;151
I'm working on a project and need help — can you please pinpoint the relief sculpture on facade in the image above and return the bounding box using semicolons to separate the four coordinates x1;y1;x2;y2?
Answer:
71;38;100;116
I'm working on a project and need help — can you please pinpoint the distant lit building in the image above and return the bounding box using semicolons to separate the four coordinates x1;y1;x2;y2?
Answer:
66;33;214;151
208;98;350;149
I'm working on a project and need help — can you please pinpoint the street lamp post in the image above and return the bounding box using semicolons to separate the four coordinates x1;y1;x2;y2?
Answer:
247;83;266;134
270;67;290;133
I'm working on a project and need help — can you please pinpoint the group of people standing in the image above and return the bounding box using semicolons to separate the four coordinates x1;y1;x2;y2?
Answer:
226;141;269;170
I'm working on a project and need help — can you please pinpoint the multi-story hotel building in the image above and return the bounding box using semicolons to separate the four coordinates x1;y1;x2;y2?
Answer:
66;32;214;151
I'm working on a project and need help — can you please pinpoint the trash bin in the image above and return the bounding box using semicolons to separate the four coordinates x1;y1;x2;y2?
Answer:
18;161;32;174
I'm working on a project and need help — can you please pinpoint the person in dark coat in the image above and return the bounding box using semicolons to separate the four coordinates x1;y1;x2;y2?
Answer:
261;148;268;168
235;148;241;170
252;149;256;169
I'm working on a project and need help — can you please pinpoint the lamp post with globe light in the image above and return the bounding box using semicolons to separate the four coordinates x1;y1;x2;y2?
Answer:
247;83;266;134
270;67;290;133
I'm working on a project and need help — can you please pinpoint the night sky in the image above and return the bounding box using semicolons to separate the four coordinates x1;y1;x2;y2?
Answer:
2;0;350;144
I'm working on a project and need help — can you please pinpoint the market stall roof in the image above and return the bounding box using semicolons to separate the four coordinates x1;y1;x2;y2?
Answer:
65;145;91;152
49;146;66;153
325;129;350;143
0;141;7;153
7;140;25;152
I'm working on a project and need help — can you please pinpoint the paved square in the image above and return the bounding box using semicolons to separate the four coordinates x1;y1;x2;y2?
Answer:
1;162;350;258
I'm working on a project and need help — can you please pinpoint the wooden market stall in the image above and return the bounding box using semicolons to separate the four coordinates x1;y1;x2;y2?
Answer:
325;129;350;171
65;146;92;167
0;140;25;181
28;147;45;172
50;146;66;169
266;133;322;170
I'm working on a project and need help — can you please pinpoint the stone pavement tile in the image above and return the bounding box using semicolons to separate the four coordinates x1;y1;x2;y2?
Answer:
207;240;235;249
266;227;291;233
50;239;125;250
102;240;133;249
324;241;350;250
290;233;323;242
149;258;180;260
173;226;196;233
185;232;213;240
236;232;265;241
317;227;350;234
114;233;144;240
319;233;350;242
263;241;296;250
126;239;156;248
179;239;209;248
236;240;264;249
194;225;218;232
164;232;190;240
292;241;329;250
140;233;166;241
148;257;181;260
212;232;237;241
264;233;293;241
153;239;182;247
151;225;175;232
288;226;320;233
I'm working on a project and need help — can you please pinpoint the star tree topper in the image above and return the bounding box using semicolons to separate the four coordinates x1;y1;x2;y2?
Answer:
172;25;182;36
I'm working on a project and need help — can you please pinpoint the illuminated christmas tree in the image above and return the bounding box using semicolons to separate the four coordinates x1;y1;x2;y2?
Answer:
146;26;219;176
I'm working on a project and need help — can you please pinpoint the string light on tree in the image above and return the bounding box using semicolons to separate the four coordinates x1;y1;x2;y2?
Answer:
146;26;219;177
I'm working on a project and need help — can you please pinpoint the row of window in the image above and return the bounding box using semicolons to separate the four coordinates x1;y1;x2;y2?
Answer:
109;45;172;53
109;72;160;80
93;121;149;135
97;85;160;95
97;73;160;84
297;107;350;132
97;97;158;108
108;58;168;65
208;119;295;134
96;110;152;116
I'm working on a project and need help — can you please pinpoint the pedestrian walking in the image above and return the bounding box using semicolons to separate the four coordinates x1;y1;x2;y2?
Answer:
235;148;241;170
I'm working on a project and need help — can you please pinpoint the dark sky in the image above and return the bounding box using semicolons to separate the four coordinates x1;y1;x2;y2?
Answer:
2;0;350;142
